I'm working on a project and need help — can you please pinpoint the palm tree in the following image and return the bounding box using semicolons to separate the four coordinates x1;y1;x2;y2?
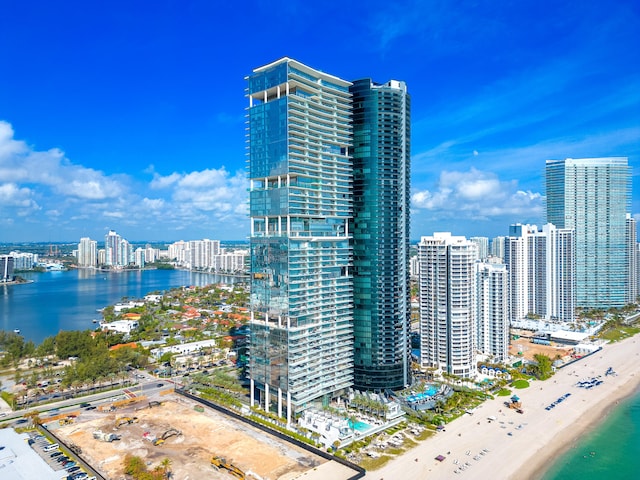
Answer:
71;380;82;396
160;457;172;477
24;410;42;427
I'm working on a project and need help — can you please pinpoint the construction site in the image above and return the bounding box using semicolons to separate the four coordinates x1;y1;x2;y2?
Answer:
53;392;357;479
509;329;575;363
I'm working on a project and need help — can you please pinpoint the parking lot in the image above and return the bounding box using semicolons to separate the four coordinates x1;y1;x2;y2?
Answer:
28;432;96;480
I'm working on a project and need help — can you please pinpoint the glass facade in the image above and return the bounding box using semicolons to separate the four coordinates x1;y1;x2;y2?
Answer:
248;58;353;422
546;158;630;308
350;79;411;390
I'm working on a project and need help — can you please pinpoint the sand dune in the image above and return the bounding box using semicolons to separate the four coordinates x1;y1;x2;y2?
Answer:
368;335;640;480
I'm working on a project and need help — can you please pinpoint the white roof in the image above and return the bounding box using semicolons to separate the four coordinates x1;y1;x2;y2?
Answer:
0;429;63;480
549;330;589;342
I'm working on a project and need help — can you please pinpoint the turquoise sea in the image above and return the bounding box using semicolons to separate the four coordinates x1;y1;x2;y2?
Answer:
0;268;243;344
541;387;640;479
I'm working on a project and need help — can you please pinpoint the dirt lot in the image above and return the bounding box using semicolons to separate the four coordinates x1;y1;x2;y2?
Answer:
509;340;573;362
55;395;328;480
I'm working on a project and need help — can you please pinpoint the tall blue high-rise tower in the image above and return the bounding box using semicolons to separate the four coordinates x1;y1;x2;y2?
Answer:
350;79;411;390
247;58;354;423
546;157;630;308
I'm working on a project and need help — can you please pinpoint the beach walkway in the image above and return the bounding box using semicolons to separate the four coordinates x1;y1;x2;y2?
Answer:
367;335;640;480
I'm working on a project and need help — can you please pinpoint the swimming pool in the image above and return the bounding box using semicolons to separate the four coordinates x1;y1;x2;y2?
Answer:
348;420;372;432
406;385;439;403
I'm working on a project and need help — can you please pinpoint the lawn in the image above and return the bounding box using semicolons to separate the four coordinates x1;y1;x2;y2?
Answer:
599;326;640;343
511;379;530;389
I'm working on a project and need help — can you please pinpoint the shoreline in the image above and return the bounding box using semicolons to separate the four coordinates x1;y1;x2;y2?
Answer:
0;279;34;286
528;373;640;479
368;335;640;479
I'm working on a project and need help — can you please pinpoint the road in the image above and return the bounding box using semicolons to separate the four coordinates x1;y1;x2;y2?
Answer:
0;375;175;426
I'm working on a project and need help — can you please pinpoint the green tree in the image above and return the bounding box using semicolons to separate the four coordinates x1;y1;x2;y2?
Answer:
532;353;554;380
35;336;56;357
160;457;172;477
123;454;147;476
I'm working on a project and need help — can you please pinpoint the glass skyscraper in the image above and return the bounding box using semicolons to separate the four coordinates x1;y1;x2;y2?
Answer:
546;157;630;308
350;79;411;390
247;58;412;421
247;58;354;423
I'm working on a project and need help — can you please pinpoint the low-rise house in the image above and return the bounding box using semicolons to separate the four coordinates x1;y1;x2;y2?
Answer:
100;319;139;334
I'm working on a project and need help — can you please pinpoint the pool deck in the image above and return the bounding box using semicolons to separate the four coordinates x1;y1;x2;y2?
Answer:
298;408;405;448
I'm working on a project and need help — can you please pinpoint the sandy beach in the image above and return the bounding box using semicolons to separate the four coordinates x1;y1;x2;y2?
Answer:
368;335;640;480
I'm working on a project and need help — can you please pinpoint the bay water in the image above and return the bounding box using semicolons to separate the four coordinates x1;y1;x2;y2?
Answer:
541;387;640;479
3;268;638;478
0;268;244;344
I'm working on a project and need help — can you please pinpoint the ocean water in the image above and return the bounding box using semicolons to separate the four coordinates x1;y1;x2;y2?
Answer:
541;388;640;479
0;268;243;344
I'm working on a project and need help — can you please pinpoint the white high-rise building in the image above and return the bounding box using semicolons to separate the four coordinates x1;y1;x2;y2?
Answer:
470;237;489;260
188;239;221;269
8;252;38;270
134;248;145;268
476;260;509;362
104;230;121;266
144;246;159;263
168;239;246;273
505;224;575;323
418;233;477;378
168;241;189;263
505;224;536;323
490;236;506;260
543;224;576;322
77;237;98;267
118;238;132;266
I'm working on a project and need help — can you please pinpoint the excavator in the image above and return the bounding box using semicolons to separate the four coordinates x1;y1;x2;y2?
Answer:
211;456;245;479
115;416;139;428
153;428;182;446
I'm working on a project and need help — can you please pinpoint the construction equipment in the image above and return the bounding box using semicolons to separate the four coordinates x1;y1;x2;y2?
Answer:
148;401;162;408
93;430;120;442
211;456;245;479
115;416;139;428
153;428;182;446
59;417;74;426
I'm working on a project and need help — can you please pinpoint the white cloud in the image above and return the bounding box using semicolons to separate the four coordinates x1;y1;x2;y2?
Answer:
0;120;126;200
153;168;249;217
0;120;250;240
412;168;544;220
0;183;39;209
103;211;125;218
150;172;181;189
141;197;165;210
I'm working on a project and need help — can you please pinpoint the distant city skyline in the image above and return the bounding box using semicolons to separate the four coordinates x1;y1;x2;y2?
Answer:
1;1;639;242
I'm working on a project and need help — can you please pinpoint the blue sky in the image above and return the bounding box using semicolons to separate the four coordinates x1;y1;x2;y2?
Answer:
1;0;638;243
